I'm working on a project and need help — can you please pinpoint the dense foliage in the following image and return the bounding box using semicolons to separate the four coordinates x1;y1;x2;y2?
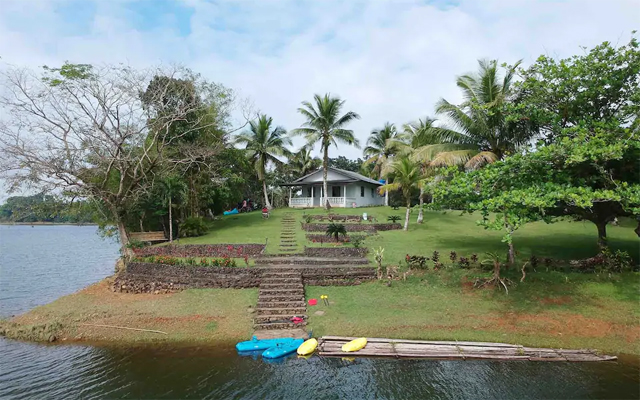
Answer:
0;194;98;224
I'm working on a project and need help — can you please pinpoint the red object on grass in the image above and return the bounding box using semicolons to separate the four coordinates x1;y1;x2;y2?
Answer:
308;299;317;306
291;317;304;324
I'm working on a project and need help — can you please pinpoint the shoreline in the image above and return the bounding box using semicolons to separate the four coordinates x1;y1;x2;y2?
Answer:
1;275;639;358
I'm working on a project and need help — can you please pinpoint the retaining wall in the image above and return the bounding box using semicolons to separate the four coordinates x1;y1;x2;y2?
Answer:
133;244;265;258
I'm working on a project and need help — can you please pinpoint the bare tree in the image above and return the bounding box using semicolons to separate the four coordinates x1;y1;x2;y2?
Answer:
0;63;246;254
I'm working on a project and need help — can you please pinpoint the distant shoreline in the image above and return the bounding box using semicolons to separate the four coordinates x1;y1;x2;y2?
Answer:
0;222;98;226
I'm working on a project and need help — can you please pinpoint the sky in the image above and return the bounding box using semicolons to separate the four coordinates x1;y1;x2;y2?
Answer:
0;0;638;200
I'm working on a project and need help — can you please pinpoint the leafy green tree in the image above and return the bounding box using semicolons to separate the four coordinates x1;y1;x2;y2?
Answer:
364;122;404;206
510;35;640;144
435;59;536;165
379;157;425;231
293;94;360;209
328;156;364;173
235;114;292;209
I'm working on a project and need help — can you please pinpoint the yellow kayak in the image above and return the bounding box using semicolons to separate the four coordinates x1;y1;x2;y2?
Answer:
341;337;367;352
297;338;318;356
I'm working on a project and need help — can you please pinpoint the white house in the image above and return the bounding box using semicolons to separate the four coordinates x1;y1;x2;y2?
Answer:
282;167;385;208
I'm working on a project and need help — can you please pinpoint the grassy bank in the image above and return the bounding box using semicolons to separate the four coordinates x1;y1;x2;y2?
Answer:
306;270;640;355
0;278;257;345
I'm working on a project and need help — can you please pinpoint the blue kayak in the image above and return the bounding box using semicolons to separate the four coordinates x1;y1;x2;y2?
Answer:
262;339;304;359
236;336;299;352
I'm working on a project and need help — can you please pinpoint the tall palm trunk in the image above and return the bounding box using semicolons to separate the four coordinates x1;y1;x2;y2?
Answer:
168;195;173;243
262;180;272;209
323;143;329;210
417;187;424;224
404;199;411;231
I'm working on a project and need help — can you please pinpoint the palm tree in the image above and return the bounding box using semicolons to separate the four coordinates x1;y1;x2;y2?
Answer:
400;118;479;223
434;59;535;165
379;156;424;231
235;114;292;209
158;176;187;243
293;94;360;209
289;145;321;177
363;122;404;206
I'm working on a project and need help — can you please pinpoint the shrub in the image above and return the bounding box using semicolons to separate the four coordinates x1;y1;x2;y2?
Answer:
304;215;313;224
387;215;401;223
179;217;208;238
431;251;440;264
449;251;457;263
470;253;478;264
405;254;428;269
126;239;147;249
326;223;347;242
351;236;365;248
457;256;471;269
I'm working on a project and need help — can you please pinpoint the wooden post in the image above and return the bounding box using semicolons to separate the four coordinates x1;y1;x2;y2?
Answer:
311;186;314;207
289;187;292;207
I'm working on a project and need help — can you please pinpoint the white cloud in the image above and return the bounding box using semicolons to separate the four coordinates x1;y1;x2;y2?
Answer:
0;0;637;165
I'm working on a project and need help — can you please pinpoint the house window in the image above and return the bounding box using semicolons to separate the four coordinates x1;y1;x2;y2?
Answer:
371;188;375;197
360;186;365;197
332;186;341;197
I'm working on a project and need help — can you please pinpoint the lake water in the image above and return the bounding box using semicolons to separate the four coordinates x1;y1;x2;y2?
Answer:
0;225;638;399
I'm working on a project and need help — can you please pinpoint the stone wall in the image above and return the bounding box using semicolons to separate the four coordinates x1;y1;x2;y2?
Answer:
303;247;369;258
302;223;401;232
133;244;265;258
306;234;367;243
113;262;375;293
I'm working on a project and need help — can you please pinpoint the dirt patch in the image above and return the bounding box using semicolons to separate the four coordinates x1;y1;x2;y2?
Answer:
487;312;640;342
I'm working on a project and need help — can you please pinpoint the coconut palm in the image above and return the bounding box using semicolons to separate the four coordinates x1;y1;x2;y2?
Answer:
363;122;405;206
157;176;187;243
235;114;292;209
293;94;360;210
289;145;322;177
435;59;535;165
379;156;425;231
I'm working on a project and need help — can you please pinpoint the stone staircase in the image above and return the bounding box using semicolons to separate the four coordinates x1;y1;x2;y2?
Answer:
254;269;307;330
278;213;298;254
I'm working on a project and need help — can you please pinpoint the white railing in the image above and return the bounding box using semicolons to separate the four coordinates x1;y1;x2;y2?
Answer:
290;197;312;207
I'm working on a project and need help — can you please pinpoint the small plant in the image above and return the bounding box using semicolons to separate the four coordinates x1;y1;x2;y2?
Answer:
470;253;478;264
433;262;443;271
351;236;365;248
544;257;554;269
449;251;457;263
529;255;539;269
326;223;347;242
405;254;428;269
373;247;385;280
457;256;471;269
431;251;440;264
243;255;250;267
304;215;313;224
387;215;401;223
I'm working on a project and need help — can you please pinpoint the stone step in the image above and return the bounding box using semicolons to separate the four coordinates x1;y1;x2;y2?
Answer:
255;307;307;315
254;314;307;324
258;294;305;302
259;288;304;295
259;282;303;289
253;321;307;330
261;272;302;278
256;300;306;308
261;277;302;284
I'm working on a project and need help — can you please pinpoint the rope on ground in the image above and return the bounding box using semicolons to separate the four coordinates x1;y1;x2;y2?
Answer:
79;323;168;335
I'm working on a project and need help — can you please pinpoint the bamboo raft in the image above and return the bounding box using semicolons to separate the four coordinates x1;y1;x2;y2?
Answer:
317;336;617;362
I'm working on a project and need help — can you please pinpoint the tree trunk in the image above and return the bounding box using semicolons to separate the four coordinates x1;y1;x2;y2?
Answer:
262;180;272;209
596;220;608;249
168;195;173;243
417;187;424;224
323;144;329;210
493;261;501;282
404;199;411;231
117;219;133;259
139;218;144;233
507;241;515;267
635;218;640;238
